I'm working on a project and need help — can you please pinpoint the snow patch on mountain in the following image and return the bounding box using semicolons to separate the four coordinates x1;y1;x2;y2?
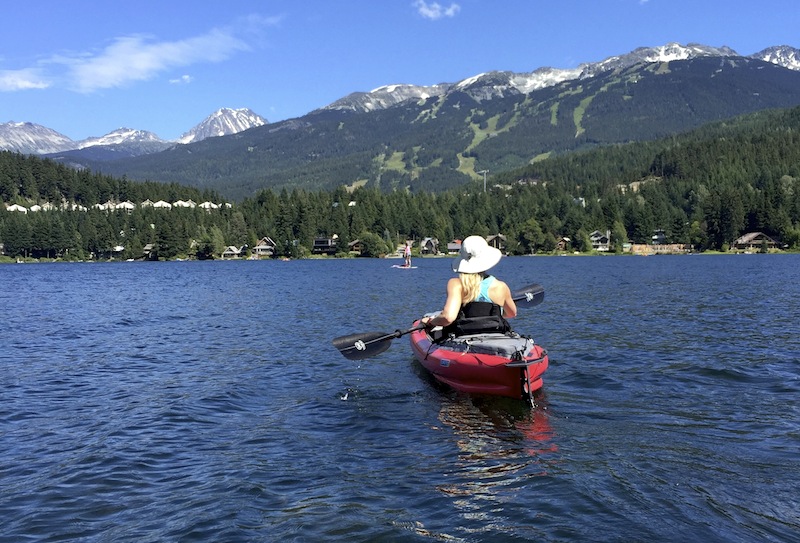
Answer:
78;128;166;149
751;45;800;71
512;67;584;93
177;108;267;144
0;121;74;154
583;43;737;77
453;67;584;102
325;84;451;113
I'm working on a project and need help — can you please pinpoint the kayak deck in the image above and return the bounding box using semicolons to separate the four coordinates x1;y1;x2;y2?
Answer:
409;320;548;401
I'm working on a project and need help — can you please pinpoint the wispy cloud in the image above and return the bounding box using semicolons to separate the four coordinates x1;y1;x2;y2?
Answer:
0;14;282;93
65;29;248;93
0;68;50;91
414;0;461;20
169;74;194;85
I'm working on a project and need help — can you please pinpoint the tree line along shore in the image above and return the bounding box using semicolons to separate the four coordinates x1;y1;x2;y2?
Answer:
3;104;800;261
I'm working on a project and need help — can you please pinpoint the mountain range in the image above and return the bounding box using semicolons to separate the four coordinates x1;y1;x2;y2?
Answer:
3;42;800;199
0;107;267;157
321;43;800;113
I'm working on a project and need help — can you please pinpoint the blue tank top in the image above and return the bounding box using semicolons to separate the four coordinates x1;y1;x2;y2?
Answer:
475;275;495;303
442;275;509;336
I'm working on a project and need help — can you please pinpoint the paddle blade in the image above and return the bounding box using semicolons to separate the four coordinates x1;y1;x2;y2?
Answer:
332;331;394;360
512;283;545;307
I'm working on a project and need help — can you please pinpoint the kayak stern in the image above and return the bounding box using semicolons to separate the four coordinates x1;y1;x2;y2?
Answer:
409;320;548;401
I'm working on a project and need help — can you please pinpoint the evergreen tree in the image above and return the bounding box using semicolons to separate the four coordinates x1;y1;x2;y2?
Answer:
1;213;32;257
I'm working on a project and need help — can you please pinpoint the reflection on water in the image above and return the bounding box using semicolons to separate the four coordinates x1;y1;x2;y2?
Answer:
433;390;558;499
421;390;562;540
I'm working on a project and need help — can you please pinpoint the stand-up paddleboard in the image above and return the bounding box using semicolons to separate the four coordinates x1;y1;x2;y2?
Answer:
391;264;418;269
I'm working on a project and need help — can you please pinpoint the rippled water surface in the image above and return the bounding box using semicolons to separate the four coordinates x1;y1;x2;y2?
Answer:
1;255;798;542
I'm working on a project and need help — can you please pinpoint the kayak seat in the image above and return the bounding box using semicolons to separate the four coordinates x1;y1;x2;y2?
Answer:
441;302;512;338
436;333;535;358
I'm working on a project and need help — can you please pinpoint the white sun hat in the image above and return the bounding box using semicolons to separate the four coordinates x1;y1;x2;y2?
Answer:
452;235;502;273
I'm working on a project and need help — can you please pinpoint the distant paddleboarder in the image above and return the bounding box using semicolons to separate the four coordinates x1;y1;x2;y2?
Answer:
403;241;412;268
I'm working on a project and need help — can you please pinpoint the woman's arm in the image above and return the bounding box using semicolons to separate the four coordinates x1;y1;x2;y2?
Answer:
422;278;463;327
494;279;517;319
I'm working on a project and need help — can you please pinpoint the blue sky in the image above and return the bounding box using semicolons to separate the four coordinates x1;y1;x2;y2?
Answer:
2;0;797;141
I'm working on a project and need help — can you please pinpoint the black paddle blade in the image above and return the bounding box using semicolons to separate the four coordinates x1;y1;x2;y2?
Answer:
512;283;545;307
332;331;394;360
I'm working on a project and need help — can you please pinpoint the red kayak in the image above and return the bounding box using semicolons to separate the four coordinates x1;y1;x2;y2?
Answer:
332;283;548;401
409;319;549;401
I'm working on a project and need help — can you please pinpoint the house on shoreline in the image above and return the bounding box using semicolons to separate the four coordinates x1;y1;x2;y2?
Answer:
732;232;780;252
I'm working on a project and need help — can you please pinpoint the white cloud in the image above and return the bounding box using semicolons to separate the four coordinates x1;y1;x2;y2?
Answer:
1;15;282;94
65;29;248;93
0;68;50;91
414;0;461;20
169;74;194;85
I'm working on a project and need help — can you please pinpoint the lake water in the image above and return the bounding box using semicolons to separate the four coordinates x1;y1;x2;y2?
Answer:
1;255;798;542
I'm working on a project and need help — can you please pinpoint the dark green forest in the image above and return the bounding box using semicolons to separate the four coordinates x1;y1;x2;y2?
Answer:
3;105;800;261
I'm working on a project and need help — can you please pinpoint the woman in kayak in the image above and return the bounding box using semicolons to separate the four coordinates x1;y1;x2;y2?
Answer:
421;235;516;333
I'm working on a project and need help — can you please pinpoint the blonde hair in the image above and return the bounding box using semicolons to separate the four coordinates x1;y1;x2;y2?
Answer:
459;272;483;304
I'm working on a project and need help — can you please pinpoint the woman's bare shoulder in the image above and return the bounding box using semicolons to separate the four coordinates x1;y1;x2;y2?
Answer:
446;277;462;290
491;277;511;289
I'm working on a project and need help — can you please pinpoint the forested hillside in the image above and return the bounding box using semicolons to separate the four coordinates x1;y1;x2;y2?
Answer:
495;105;800;249
74;57;800;200
3;105;800;261
0;152;228;260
